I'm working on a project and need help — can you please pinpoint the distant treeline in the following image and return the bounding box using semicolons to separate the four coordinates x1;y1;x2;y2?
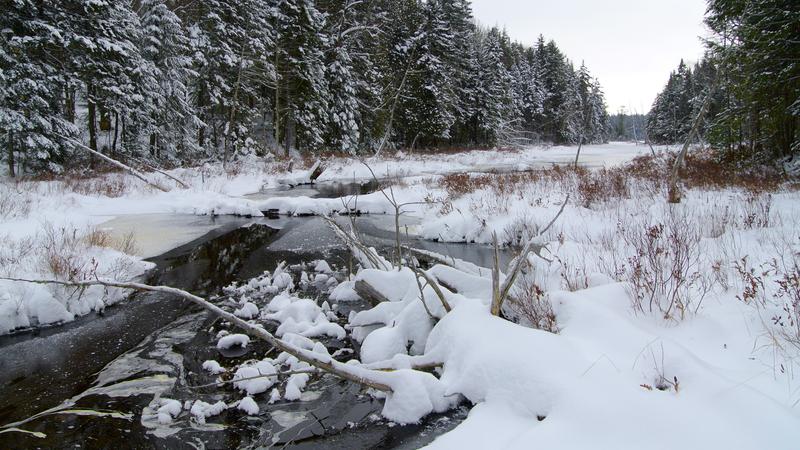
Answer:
1;0;609;175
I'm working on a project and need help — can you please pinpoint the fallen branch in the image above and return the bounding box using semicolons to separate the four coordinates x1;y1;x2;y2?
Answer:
64;137;170;192
0;277;392;392
322;215;390;271
128;155;189;189
190;368;317;390
402;245;490;278
354;278;390;306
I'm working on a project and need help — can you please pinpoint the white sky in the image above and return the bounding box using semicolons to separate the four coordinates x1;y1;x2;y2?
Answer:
470;0;709;114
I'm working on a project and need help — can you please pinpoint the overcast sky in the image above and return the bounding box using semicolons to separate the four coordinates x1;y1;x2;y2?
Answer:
470;0;709;114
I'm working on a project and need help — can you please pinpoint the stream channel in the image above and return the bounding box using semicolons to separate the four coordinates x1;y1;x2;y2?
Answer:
0;180;510;449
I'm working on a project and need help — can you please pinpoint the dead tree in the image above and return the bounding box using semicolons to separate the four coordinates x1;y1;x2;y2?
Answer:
668;85;715;204
358;160;429;269
65;137;169;192
490;195;569;316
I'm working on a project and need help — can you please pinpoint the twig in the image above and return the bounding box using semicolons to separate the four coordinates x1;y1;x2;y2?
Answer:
190;369;317;390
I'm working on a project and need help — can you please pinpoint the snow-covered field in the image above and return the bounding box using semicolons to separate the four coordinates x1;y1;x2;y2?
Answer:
2;143;799;448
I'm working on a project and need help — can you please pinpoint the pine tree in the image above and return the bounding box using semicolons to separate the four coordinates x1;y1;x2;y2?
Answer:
275;0;329;154
470;27;513;145
705;0;799;159
0;0;76;174
61;0;151;155
138;0;200;160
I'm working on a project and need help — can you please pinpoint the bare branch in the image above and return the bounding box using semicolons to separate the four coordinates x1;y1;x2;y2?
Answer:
492;195;570;316
412;268;452;313
0;277;392;392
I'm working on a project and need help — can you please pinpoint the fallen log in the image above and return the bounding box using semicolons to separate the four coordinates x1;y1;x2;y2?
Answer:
354;278;390;307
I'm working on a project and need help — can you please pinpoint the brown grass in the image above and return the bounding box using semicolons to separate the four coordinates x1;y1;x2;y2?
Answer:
437;148;793;209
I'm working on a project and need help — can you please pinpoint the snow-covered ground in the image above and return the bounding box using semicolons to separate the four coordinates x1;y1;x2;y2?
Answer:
2;143;798;448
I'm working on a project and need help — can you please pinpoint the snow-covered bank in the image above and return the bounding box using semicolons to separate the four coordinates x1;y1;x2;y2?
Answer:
0;162;274;334
247;151;800;447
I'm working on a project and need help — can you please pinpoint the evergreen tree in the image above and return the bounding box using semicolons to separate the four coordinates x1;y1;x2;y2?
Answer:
138;0;200;159
705;0;799;159
61;0;150;155
275;0;329;153
0;0;76;174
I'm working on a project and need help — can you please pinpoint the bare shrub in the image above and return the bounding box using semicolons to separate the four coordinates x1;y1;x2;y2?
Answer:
0;234;36;275
733;256;768;306
60;173;130;198
576;167;629;208
558;254;590;292
502;215;539;248
773;265;800;350
741;191;773;229
619;210;707;321
39;223;95;281
704;203;733;238
113;231;140;255
83;227;112;248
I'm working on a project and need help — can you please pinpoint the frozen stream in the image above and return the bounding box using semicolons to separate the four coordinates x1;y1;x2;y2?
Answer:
0;181;503;449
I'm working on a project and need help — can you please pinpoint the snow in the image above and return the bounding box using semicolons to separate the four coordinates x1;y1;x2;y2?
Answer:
284;373;310;401
233;359;277;395
313;259;333;273
155;398;182;424
262;293;346;339
233;301;259;319
189;400;227;424
202;360;226;375
237;396;259;415
422;285;800;449
329;280;361;301
216;333;250;350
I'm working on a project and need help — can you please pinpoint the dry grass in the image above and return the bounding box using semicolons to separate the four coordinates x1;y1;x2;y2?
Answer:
36;223;140;282
508;275;558;333
0;182;33;219
437;149;794;211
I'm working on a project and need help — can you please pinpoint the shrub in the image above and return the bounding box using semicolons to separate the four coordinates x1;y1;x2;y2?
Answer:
619;211;707;321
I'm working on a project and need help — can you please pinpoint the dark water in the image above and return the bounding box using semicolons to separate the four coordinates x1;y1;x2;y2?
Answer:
0;205;497;449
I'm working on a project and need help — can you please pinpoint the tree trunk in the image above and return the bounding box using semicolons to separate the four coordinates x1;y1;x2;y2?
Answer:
112;112;119;153
7;131;15;178
87;85;98;152
87;84;98;169
149;133;157;157
573;135;583;168
224;45;246;167
65;85;75;124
